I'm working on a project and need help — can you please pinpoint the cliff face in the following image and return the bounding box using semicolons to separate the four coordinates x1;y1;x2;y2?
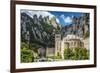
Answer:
61;13;89;39
21;12;60;48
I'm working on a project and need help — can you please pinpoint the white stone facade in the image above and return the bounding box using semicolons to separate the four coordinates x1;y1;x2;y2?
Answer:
46;34;89;59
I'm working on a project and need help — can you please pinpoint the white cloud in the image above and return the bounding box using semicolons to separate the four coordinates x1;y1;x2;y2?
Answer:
21;10;54;19
64;16;72;24
60;14;72;24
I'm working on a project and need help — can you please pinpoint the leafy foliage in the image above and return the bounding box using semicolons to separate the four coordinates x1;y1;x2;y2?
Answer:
54;52;62;59
64;48;73;59
84;32;89;39
64;48;89;60
21;47;33;63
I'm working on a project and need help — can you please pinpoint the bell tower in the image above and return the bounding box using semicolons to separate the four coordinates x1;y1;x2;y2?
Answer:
55;34;61;56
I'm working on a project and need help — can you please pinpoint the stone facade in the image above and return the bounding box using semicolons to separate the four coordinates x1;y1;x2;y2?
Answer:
61;34;84;59
46;34;88;59
55;34;62;55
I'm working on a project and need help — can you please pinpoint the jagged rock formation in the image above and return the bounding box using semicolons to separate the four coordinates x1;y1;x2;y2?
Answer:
21;12;60;49
61;13;89;39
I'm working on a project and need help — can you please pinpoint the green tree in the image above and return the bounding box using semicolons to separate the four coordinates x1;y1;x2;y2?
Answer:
21;48;33;63
72;48;89;60
84;32;89;39
21;42;35;63
21;42;29;49
56;52;62;59
64;48;73;60
78;48;89;59
72;48;80;60
63;48;89;60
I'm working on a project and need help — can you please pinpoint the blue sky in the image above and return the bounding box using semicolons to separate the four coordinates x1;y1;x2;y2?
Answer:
49;11;83;26
22;10;84;26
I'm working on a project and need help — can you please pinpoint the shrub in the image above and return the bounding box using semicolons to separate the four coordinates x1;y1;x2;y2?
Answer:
21;48;33;63
55;52;62;59
64;48;73;60
73;48;89;60
21;42;29;49
84;32;89;38
63;48;89;60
